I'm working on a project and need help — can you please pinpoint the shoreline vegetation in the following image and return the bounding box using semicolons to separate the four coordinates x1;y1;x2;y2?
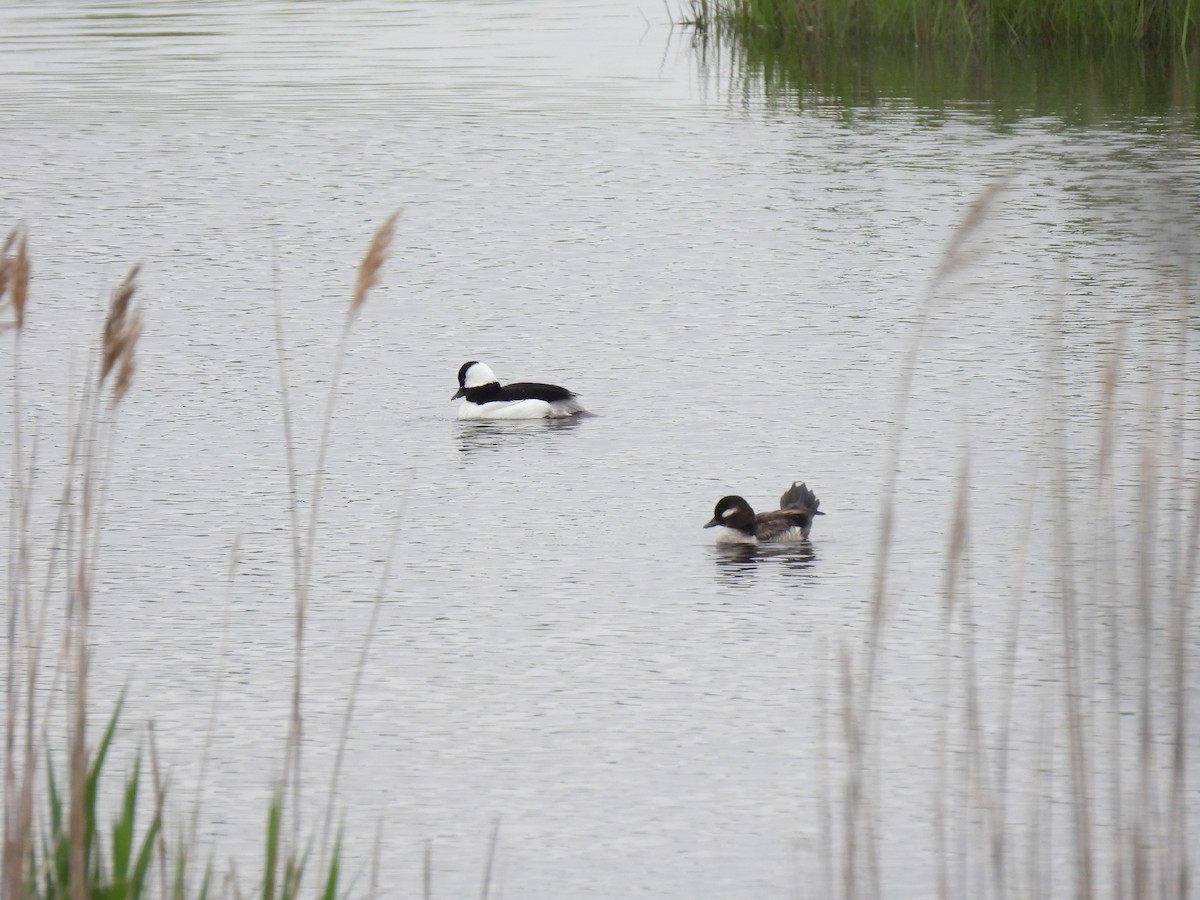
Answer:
683;0;1200;50
683;0;1200;119
1;215;399;899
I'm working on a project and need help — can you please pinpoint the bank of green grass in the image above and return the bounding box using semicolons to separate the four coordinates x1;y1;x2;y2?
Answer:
689;1;1200;123
689;0;1200;49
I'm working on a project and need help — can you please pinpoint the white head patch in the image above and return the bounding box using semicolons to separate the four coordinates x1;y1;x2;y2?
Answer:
721;506;737;519
464;362;498;388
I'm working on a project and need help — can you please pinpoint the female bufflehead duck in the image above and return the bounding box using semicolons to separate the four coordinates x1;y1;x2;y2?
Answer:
453;361;588;420
705;482;824;544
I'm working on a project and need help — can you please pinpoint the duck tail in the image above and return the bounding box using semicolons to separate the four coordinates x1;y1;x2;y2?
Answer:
779;481;821;515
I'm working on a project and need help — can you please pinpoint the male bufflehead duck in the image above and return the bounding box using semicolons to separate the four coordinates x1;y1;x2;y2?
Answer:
704;482;824;544
453;361;588;420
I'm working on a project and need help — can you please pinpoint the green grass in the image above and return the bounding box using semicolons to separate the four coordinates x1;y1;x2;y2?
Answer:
31;700;160;900
688;0;1200;50
689;7;1200;123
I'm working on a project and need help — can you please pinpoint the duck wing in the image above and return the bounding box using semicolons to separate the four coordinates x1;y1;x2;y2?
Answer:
496;381;576;402
753;509;812;541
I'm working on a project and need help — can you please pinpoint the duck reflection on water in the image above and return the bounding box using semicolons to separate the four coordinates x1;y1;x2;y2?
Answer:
455;415;586;454
712;540;818;583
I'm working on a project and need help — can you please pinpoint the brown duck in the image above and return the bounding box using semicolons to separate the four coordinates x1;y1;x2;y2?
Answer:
704;482;823;544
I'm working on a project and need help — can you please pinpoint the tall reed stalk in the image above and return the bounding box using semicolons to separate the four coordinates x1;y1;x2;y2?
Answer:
2;225;31;900
825;183;1195;899
2;226;153;900
268;210;400;900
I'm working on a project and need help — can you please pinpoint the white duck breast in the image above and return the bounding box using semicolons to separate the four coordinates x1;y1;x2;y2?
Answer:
453;361;587;420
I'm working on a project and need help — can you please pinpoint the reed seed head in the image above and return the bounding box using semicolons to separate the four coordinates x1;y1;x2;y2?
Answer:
0;231;13;300
113;308;142;404
100;265;142;403
936;178;1007;283
1;224;30;332
11;231;29;331
350;210;400;318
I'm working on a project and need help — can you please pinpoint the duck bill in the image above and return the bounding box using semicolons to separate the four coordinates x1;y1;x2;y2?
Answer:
452;388;466;400
703;518;721;528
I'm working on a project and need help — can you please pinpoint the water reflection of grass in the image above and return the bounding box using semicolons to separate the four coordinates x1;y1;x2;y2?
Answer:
692;24;1200;122
687;0;1200;50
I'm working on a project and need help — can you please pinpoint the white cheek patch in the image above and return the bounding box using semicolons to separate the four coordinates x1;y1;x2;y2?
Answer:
721;507;737;519
464;362;498;388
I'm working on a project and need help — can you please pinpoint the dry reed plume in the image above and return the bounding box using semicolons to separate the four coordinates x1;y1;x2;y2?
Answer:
351;210;400;319
100;265;143;402
0;226;29;333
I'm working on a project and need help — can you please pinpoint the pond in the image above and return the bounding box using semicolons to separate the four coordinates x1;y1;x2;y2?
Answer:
1;2;1197;897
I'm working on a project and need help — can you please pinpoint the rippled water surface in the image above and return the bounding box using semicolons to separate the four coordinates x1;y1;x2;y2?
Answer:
2;2;1197;897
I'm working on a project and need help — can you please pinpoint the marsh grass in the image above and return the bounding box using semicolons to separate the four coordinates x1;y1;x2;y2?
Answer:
2;214;399;899
687;18;1199;124
816;184;1197;899
687;0;1200;50
0;241;148;900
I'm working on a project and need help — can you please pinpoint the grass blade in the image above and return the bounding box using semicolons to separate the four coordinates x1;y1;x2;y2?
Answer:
262;788;282;900
320;832;342;900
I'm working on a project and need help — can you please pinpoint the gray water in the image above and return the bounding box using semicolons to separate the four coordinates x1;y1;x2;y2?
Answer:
1;2;1197;897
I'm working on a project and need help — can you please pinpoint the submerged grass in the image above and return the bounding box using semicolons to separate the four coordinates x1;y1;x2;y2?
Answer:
1;215;398;899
